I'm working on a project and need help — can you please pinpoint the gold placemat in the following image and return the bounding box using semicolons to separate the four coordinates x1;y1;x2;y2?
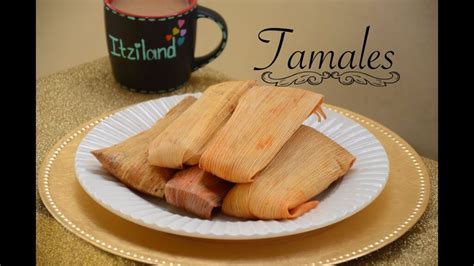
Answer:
36;57;438;265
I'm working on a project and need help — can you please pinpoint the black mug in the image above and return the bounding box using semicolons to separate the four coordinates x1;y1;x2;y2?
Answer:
104;0;227;93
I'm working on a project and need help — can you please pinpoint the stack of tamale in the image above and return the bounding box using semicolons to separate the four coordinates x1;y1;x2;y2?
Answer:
92;81;355;220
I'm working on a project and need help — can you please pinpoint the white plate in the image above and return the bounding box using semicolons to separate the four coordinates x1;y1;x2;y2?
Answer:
75;93;389;240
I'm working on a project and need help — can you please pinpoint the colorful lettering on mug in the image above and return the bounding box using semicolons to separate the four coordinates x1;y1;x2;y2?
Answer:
108;20;187;62
108;34;177;61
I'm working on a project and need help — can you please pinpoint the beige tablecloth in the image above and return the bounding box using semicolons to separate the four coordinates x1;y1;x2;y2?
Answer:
36;57;438;265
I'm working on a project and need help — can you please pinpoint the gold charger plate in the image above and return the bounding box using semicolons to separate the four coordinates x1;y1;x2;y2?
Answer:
37;103;430;265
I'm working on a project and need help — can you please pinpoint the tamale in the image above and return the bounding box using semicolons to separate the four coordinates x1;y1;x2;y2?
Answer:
148;80;256;169
199;86;325;183
219;183;255;219
164;166;233;219
91;96;196;198
222;126;356;220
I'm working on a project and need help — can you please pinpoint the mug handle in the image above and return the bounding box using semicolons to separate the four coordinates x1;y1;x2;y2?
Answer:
193;6;228;71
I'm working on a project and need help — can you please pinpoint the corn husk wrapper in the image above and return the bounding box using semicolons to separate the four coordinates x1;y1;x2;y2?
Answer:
222;126;356;220
199;86;325;183
91;97;196;198
164;166;233;219
148;80;256;169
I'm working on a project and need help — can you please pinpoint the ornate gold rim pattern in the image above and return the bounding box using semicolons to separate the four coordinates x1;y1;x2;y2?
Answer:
38;103;430;265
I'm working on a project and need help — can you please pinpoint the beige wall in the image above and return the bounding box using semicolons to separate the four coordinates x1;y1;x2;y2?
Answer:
37;0;438;159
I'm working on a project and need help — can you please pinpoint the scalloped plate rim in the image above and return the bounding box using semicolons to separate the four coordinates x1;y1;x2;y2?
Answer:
74;92;389;240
